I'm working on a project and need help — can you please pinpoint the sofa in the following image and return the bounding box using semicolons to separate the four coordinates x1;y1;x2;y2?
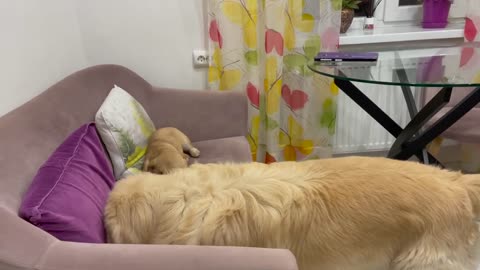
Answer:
0;65;298;270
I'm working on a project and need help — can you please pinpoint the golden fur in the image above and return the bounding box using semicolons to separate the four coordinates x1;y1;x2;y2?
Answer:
143;127;200;174
105;157;480;270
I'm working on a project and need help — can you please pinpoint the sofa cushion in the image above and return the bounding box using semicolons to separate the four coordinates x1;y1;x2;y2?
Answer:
95;85;156;179
18;123;115;243
189;136;252;165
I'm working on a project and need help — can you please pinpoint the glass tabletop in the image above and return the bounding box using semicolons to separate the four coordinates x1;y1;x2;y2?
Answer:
308;45;480;87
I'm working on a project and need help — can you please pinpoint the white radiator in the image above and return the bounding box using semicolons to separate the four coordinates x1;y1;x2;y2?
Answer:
330;47;460;154
333;83;422;154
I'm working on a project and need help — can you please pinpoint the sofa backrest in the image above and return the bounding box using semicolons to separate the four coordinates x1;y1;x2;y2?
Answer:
0;65;153;213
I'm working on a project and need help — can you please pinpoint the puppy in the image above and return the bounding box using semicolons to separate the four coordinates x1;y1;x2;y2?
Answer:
143;127;200;175
105;157;480;270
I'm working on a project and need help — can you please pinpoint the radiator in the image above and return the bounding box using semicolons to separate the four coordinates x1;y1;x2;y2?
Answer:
333;83;422;154
330;48;456;154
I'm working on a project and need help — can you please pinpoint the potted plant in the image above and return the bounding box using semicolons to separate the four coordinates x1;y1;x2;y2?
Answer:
341;0;362;33
422;0;454;28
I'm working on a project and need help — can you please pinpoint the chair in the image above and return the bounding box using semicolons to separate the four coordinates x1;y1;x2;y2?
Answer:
424;86;480;172
427;87;480;143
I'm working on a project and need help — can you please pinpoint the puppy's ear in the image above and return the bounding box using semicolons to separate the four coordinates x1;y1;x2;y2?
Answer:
143;158;150;171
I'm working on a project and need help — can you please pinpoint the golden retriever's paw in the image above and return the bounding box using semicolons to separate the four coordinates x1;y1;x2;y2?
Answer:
190;148;200;158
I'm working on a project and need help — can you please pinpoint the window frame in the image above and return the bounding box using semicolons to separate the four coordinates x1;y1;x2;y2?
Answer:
383;0;467;22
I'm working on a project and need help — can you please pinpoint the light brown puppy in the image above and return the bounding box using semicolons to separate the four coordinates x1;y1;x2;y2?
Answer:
105;157;480;270
143;127;200;175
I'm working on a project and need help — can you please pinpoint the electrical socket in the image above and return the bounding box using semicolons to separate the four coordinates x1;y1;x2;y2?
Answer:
192;49;209;67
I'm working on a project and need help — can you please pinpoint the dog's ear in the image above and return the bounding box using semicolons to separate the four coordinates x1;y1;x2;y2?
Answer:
143;158;150;171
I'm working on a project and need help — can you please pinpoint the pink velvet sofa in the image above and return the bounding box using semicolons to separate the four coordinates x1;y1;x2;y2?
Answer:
0;65;298;270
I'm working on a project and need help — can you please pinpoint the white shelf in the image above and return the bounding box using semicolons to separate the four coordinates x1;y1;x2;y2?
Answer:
339;23;465;46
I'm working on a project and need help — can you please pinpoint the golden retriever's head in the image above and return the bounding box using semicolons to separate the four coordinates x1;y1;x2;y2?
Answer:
143;144;188;175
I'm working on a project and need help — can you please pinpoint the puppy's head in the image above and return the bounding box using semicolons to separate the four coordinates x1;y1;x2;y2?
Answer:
143;144;188;175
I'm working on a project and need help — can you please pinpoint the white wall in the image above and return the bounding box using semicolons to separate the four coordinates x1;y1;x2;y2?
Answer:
76;0;208;90
0;0;88;116
0;0;208;116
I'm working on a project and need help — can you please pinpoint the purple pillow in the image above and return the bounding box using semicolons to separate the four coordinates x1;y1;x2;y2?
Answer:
19;123;115;243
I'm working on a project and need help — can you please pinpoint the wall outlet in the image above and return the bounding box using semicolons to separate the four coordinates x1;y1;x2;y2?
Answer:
192;49;209;67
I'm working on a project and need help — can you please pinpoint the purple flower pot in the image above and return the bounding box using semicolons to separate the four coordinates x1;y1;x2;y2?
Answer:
422;0;452;29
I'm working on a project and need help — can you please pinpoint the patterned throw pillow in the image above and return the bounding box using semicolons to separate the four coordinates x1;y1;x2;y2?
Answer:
95;85;156;179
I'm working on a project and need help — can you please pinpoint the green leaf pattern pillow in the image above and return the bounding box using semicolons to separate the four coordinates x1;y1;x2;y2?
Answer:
95;85;155;179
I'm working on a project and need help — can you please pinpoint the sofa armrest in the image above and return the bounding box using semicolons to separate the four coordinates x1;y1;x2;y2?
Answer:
39;241;298;270
143;88;248;142
0;207;56;270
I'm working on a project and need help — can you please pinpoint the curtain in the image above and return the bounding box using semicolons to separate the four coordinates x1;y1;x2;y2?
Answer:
458;1;480;173
465;0;480;43
207;0;340;163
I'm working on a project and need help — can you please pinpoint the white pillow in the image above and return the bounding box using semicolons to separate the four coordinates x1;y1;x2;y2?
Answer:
95;85;156;179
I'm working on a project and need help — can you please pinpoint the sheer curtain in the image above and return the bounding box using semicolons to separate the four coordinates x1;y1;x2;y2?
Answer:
465;0;480;43
207;0;340;162
458;1;480;173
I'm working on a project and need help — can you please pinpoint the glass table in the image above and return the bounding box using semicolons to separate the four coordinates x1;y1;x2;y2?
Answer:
308;45;480;165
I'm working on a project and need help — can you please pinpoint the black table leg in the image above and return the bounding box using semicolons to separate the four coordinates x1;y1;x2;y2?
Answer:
391;87;480;160
396;68;419;119
388;87;452;159
334;78;403;136
395;68;430;164
334;78;443;166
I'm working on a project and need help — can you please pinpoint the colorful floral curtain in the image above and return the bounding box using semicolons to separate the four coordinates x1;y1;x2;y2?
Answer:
465;0;480;42
207;0;340;163
459;1;480;173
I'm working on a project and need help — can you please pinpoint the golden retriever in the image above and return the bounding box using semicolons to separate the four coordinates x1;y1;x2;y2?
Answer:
143;127;200;174
105;156;480;270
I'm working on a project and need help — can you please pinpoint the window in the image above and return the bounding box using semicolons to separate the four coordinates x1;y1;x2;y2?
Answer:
349;0;466;31
384;0;467;22
343;0;467;45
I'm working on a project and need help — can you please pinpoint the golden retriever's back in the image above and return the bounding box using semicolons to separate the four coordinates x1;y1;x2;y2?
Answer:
105;157;480;270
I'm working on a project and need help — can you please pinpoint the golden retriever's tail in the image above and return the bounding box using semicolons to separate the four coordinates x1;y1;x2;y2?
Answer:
457;174;480;218
104;191;155;244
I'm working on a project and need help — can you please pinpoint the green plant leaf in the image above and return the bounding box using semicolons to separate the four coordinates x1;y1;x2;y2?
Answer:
245;50;258;65
332;0;342;10
342;0;362;10
303;36;321;59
